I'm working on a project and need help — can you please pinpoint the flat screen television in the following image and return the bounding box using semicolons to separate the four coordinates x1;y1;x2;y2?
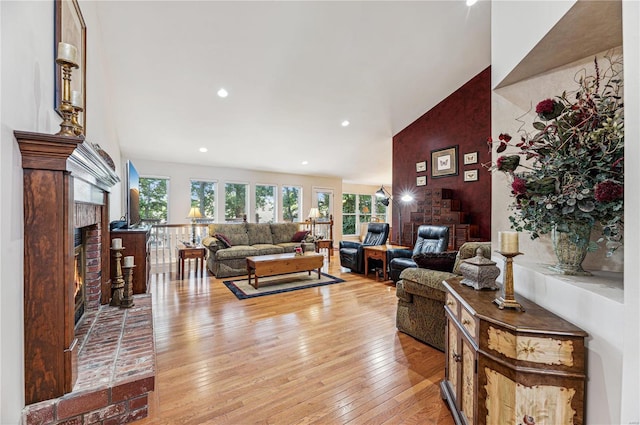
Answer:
125;160;141;228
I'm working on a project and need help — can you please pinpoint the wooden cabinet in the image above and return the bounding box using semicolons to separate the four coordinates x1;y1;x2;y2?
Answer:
111;227;150;294
441;278;587;425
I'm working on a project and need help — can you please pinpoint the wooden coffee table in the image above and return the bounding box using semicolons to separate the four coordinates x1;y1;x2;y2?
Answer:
246;252;324;289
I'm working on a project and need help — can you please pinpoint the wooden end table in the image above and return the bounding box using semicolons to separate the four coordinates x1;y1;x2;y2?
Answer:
177;245;206;280
363;244;410;281
315;239;333;263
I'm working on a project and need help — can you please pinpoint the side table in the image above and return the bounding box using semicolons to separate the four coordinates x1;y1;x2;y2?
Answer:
363;244;409;281
177;245;207;280
315;239;333;263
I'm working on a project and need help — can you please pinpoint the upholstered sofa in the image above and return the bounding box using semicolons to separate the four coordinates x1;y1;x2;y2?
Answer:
396;241;492;351
202;222;315;278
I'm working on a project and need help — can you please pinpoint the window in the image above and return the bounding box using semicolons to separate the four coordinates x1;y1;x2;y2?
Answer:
225;183;248;222
190;180;216;222
374;198;388;223
255;184;277;223
139;177;169;222
314;189;333;221
342;193;356;235
282;186;302;222
359;194;372;224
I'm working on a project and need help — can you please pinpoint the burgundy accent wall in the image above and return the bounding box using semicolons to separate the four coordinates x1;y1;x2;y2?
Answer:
392;67;491;241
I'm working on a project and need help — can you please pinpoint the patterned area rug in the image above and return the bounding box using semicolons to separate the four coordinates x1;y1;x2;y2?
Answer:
223;272;345;299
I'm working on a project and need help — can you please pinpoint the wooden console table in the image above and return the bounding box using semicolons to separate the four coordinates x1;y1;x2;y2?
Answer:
441;278;587;425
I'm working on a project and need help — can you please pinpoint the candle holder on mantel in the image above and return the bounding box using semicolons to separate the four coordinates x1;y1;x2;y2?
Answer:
71;105;84;136
121;264;135;309
110;247;125;307
494;251;525;312
55;60;79;136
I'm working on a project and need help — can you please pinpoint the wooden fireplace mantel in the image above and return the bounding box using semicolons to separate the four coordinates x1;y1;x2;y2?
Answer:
15;130;119;405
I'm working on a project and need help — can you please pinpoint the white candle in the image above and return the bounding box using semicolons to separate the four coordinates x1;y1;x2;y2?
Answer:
123;256;134;268
499;231;519;254
112;238;122;249
71;90;82;108
57;42;78;65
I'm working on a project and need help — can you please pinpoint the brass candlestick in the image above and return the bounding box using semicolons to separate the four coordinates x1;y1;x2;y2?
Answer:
494;251;525;312
55;58;79;137
110;247;125;306
121;264;135;309
71;105;84;136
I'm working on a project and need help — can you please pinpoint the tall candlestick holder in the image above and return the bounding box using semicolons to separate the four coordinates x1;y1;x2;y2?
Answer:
494;251;525;312
121;264;135;309
55;58;79;137
110;247;125;307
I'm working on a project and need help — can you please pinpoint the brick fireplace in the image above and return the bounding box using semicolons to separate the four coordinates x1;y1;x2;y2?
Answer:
16;131;156;424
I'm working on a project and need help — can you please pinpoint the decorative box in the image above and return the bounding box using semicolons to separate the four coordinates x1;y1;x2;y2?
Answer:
459;247;500;290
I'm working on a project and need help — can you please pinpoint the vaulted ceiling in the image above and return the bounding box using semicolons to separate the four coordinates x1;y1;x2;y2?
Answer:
95;1;491;185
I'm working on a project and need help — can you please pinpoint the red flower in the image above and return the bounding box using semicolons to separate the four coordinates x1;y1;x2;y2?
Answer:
511;177;527;195
496;155;520;172
594;180;623;202
535;99;556;115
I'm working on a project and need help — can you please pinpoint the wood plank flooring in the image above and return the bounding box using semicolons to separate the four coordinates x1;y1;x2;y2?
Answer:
137;254;454;425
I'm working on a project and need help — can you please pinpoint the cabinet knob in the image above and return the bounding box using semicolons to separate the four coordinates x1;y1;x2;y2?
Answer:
446;300;454;306
452;353;462;362
462;319;471;325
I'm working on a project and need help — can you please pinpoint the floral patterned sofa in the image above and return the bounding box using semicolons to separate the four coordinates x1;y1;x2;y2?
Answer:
202;222;316;278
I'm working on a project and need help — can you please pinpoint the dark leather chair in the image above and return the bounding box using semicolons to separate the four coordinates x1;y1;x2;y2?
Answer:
387;225;449;283
339;223;390;273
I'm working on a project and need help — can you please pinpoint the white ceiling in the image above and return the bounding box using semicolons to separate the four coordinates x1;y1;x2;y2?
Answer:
94;0;491;185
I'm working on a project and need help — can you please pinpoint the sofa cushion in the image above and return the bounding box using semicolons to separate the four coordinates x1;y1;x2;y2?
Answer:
252;244;284;256
208;223;249;246
214;233;232;248
246;223;274;245
291;230;309;242
412;251;457;272
215;245;258;260
270;223;300;244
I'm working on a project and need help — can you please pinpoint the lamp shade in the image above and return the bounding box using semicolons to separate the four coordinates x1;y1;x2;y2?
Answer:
187;206;203;219
375;186;386;198
308;207;320;219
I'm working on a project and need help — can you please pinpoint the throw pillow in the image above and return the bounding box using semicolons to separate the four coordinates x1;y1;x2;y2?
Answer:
412;251;458;272
214;233;232;248
291;230;309;242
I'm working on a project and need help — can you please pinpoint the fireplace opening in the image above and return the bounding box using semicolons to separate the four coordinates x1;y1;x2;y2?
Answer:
74;229;86;325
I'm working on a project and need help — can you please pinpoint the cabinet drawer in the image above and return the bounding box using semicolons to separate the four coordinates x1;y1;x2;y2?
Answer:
445;293;459;318
461;307;477;342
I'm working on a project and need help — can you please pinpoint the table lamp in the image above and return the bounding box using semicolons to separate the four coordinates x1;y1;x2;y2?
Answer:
308;207;320;236
187;206;203;244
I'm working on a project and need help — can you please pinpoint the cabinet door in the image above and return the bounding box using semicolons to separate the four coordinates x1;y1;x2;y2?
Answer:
460;336;476;424
446;319;460;401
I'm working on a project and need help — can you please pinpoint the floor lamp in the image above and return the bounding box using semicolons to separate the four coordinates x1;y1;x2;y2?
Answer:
375;186;413;245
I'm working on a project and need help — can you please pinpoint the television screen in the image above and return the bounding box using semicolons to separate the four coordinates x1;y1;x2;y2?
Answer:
126;160;141;228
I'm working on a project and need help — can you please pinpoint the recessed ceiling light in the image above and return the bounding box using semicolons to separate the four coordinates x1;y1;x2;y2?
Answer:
199;147;208;153
466;0;478;6
341;120;350;127
217;88;228;98
301;160;309;165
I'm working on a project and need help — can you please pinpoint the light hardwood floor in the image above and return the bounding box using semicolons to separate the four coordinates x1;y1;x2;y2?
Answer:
138;253;454;425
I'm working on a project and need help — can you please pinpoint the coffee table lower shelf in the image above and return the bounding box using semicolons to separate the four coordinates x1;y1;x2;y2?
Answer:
246;252;324;289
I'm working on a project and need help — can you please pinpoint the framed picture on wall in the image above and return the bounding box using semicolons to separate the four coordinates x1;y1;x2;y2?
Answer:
463;152;478;165
464;169;479;182
55;0;87;131
415;161;427;173
416;175;427;186
431;145;458;178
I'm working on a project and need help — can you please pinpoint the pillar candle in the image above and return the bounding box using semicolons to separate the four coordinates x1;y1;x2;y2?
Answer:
57;42;78;64
112;238;122;249
123;256;134;268
71;90;82;108
499;231;519;254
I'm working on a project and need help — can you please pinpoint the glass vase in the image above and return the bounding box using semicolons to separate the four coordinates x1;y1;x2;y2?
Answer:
549;221;592;276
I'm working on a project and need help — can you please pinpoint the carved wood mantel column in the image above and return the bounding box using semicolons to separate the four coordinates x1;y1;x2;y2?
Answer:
15;131;119;405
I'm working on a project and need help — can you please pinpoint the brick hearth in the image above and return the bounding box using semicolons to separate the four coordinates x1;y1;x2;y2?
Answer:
22;295;155;425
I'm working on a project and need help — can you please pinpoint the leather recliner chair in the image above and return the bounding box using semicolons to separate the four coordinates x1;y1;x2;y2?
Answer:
387;225;450;283
339;222;390;273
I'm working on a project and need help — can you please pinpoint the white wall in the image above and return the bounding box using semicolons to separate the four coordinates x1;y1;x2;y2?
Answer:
492;1;639;424
0;1;122;422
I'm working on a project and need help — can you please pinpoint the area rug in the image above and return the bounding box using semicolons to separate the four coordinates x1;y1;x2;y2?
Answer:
223;272;345;299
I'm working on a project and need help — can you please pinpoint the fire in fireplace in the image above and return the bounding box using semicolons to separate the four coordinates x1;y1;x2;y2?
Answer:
74;229;86;325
